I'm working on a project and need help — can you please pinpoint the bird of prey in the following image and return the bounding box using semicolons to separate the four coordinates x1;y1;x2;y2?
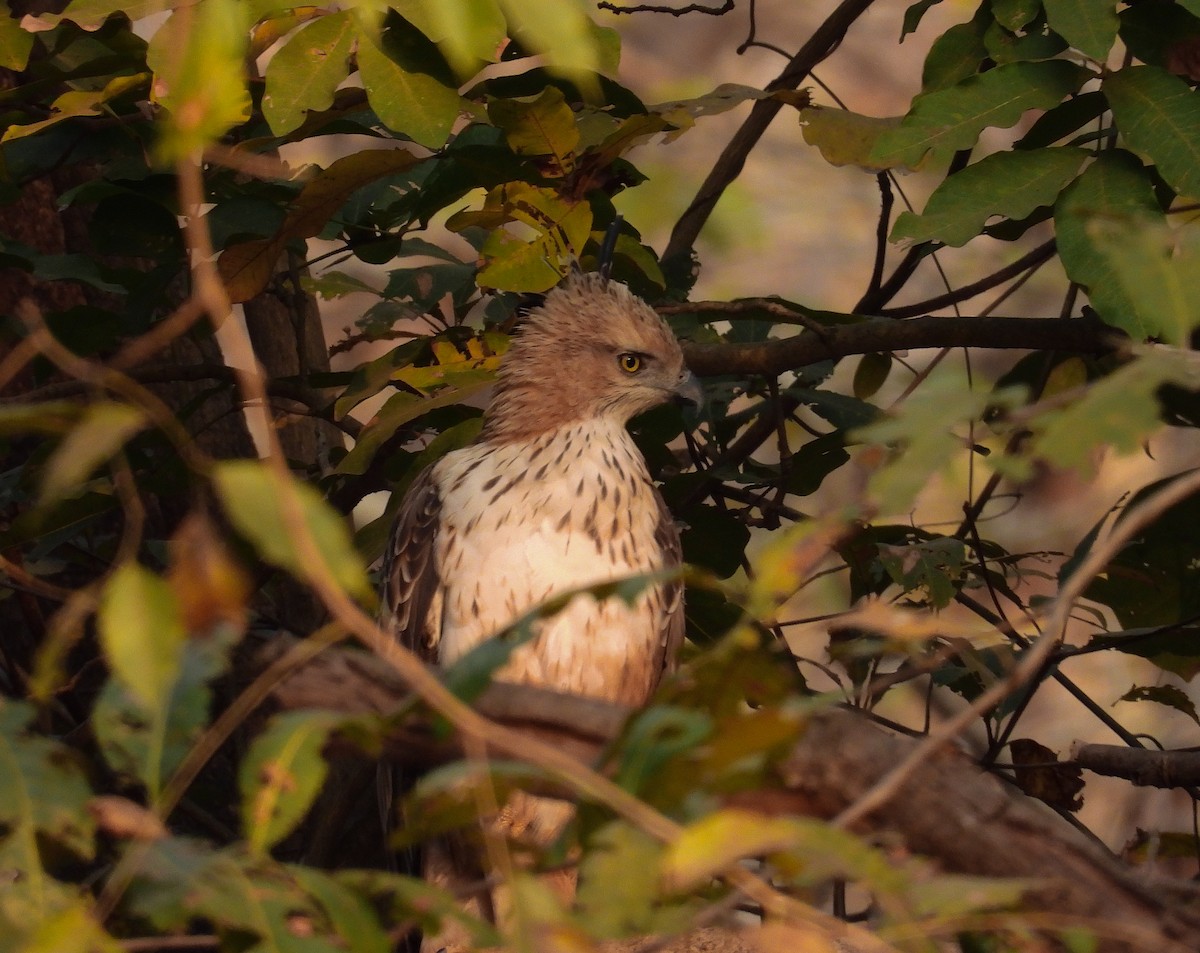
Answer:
379;269;701;950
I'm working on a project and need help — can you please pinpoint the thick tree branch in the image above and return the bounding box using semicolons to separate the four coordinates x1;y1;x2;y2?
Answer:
264;642;1200;951
681;314;1117;377
664;0;878;264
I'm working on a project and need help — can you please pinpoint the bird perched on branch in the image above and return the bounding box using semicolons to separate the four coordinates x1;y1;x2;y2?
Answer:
379;268;701;951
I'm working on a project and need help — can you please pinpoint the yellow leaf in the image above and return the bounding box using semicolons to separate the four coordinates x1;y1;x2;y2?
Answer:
662;809;804;893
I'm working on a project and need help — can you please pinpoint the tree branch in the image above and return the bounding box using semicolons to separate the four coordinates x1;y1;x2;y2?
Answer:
664;0;879;264
681;314;1117;378
263;641;1200;951
1072;744;1200;788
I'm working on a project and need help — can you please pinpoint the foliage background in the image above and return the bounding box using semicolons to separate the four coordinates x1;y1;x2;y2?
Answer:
3;0;1200;951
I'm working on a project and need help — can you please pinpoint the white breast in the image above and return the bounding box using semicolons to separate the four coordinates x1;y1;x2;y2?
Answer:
431;418;671;703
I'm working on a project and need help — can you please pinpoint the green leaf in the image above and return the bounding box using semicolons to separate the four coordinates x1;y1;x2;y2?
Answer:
0;701;95;916
98;563;186;713
891;147;1086;246
212;460;372;601
390;0;506;77
219;148;422;302
30;0;170;28
662;809;906;895
1045;0;1119;61
355;18;464;148
577;821;686;938
853;353;892;399
13;902;123;953
1081;471;1200;630
1026;349;1197;474
262;11;356;136
1119;684;1200;725
125;839;343;950
871;60;1091;169
38;402;146;506
991;0;1041;32
799;107;904;172
1082;627;1200;680
1054;150;1165;338
0;401;79;435
0;5;35;71
336;384;490;476
241;711;343;856
473;183;593;291
145;0;251;159
1105;65;1200;200
1087;217;1200;346
857;376;1023;515
502;0;609;87
920;11;988;92
902;0;944;39
488;86;580;176
93;626;235;802
910;873;1031;918
1;73;148;143
289;867;391;953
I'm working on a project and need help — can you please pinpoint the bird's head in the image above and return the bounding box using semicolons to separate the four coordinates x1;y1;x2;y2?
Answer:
483;271;701;441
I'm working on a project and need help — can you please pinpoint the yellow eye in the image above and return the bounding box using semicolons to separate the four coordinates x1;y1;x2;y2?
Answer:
618;353;642;374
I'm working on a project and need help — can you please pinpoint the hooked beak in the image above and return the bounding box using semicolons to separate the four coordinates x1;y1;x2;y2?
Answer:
672;370;704;411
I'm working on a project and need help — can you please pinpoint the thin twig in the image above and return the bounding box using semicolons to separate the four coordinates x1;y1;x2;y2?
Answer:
834;466;1200;830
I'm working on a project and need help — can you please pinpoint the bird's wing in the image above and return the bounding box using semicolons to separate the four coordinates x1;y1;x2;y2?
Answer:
379;465;443;663
652;486;686;679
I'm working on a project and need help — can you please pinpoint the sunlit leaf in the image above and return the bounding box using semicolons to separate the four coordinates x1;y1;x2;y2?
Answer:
871;60;1091;169
262;10;356;136
241;710;343;856
909;873;1031;917
355;17;464;148
146;0;251;158
15;902;122;953
488;86;580;176
799;107;904;172
390;0;506;77
891;147;1087;247
662;809;906;895
38;402;146;506
212;460;373;601
31;0;170;29
1;73;148;143
472;183;593;291
501;0;609;88
98;563;186;713
1045;0;1119;61
1105;65;1200;201
0;3;34;71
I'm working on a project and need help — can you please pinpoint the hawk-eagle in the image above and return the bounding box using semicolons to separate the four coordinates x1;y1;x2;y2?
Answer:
380;270;700;949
